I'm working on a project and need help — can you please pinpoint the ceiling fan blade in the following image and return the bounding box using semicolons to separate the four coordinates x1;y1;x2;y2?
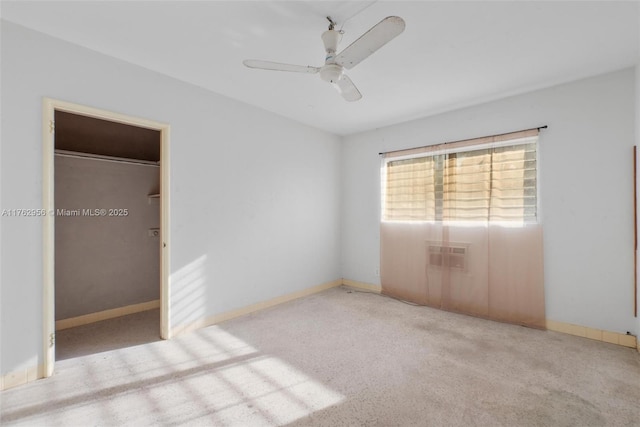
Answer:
243;60;320;74
335;16;406;70
334;74;362;102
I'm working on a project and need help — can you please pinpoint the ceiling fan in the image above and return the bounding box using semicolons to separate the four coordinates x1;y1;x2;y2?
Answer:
243;16;406;102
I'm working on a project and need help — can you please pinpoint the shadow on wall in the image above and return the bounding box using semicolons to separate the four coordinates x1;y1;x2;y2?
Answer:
171;255;209;330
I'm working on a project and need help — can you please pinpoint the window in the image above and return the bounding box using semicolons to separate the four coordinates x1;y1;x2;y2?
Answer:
383;136;538;223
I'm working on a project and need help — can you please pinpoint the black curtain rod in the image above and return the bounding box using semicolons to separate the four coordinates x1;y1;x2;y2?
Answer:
378;125;548;156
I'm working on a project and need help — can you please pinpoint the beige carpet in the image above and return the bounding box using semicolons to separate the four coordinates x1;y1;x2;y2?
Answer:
1;286;639;426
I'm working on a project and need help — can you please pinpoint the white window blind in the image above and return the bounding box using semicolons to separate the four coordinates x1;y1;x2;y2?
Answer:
383;131;538;223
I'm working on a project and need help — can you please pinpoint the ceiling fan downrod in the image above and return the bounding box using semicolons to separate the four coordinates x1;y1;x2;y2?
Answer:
326;16;337;30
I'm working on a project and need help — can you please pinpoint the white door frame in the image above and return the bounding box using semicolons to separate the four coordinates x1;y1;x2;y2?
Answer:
42;98;171;377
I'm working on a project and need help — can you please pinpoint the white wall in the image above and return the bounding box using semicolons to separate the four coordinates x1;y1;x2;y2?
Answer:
0;21;342;377
342;68;637;336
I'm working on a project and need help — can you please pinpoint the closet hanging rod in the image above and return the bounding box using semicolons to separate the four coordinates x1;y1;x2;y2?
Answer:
378;125;548;156
54;149;160;167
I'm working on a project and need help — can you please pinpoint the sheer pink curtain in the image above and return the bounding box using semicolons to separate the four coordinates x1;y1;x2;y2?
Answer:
380;130;545;329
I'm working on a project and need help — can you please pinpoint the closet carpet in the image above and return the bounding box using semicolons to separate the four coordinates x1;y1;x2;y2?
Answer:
1;286;639;426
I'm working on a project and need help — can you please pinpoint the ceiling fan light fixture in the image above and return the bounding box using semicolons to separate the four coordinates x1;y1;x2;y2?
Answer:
320;64;343;83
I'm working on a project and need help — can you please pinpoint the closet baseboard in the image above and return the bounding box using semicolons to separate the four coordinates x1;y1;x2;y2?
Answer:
55;299;160;330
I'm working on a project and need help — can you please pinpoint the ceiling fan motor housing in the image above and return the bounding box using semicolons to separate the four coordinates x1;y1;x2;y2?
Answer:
320;29;343;83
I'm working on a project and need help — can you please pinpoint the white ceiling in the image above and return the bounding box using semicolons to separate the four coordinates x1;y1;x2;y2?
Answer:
2;1;639;135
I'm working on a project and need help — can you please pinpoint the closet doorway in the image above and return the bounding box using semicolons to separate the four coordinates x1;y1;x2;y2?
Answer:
42;99;171;377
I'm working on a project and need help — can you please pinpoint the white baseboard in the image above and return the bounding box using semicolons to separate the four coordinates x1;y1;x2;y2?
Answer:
546;319;637;349
0;364;44;391
171;279;343;337
55;299;160;331
342;279;382;293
